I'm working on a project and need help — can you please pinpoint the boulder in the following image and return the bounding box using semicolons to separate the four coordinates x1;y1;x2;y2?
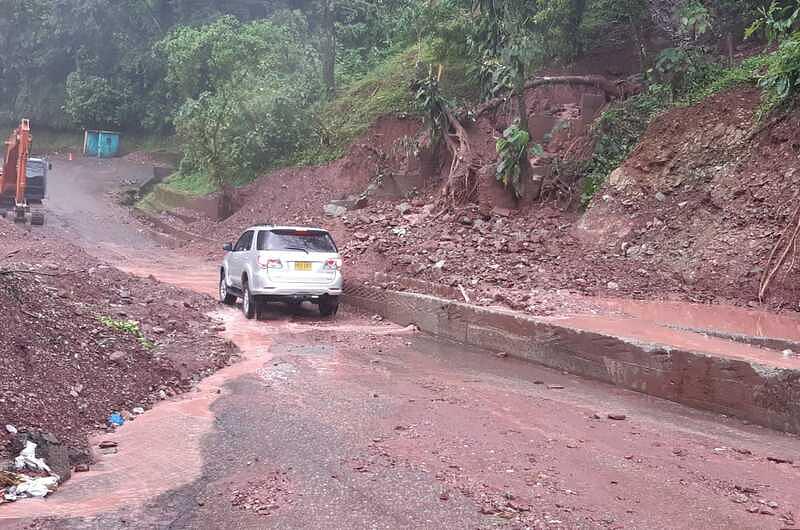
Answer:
323;203;347;217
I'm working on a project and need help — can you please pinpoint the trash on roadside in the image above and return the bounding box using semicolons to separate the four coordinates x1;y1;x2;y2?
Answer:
107;412;125;427
5;425;17;435
2;441;62;502
3;475;59;500
14;441;52;474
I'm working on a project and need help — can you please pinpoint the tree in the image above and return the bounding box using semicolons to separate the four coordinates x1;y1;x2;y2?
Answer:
159;14;322;212
471;0;554;198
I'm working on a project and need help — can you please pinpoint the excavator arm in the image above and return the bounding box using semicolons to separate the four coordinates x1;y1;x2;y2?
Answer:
0;119;43;225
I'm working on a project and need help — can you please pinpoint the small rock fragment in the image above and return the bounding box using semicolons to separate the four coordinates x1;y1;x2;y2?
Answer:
109;350;128;362
767;456;793;464
731;493;748;504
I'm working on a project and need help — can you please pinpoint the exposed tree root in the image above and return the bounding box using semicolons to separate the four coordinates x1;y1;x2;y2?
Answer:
432;75;631;211
759;200;800;301
438;106;479;208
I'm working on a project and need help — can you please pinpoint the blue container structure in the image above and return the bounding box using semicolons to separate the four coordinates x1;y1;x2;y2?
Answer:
83;130;120;158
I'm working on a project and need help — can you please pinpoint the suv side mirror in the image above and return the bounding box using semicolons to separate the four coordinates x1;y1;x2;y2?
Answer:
222;242;233;252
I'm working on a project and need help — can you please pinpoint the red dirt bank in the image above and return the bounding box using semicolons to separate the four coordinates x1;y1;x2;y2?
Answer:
156;86;800;316
0;220;235;462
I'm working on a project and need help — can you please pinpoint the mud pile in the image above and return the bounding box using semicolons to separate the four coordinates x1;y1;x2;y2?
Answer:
581;88;800;307
0;220;235;460
176;84;800;312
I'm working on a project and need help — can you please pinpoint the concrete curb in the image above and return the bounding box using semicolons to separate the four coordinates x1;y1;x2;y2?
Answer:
344;281;800;434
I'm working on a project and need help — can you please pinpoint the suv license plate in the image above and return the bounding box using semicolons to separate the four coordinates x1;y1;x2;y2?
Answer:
294;262;312;271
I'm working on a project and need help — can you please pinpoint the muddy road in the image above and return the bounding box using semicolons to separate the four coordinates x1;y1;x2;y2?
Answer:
2;158;799;529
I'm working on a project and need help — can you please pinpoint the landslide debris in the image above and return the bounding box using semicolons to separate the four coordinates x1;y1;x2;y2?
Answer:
0;221;236;464
156;86;800;313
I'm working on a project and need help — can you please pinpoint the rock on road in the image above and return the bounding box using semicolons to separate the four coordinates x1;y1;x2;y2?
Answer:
2;157;797;529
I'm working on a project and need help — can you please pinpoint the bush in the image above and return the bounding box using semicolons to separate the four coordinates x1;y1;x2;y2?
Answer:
160;14;321;189
759;31;800;106
582;84;671;205
64;72;132;129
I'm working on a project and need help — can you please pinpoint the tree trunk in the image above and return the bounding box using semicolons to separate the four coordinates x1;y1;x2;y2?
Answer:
513;62;534;200
321;0;336;100
568;0;587;57
219;183;235;219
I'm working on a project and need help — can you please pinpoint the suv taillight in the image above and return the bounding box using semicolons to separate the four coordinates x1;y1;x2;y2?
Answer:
258;254;282;269
324;258;342;271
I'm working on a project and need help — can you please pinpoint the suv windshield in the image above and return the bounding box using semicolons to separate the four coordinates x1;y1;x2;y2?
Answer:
257;229;337;253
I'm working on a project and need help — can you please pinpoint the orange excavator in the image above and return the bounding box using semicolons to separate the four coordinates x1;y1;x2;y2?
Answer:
0;119;46;225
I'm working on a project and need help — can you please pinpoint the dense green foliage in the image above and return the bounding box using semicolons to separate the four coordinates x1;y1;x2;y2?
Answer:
496;125;543;198
582;85;671;205
2;0;799;194
160;15;321;186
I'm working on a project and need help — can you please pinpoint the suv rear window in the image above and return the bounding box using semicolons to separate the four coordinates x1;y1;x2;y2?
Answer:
257;229;337;253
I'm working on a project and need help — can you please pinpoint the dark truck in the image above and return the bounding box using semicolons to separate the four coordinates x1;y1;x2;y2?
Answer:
24;156;49;202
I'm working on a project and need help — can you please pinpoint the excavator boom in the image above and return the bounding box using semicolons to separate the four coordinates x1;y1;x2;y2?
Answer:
0;119;44;225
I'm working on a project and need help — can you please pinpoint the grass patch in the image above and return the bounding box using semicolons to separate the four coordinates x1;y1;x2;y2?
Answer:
581;85;671;205
581;52;769;206
291;47;419;166
290;41;479;167
162;171;218;196
160;169;255;196
678;54;769;106
98;316;154;349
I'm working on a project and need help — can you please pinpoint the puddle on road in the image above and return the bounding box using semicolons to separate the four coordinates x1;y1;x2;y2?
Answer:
596;297;800;342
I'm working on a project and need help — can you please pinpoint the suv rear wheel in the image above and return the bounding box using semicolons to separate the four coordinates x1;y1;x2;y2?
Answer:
242;280;256;319
319;295;339;317
219;274;236;305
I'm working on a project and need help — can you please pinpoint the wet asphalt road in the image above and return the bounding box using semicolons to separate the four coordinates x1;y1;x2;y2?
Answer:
3;157;799;529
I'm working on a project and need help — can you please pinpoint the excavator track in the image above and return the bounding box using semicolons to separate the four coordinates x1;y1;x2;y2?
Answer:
30;204;45;226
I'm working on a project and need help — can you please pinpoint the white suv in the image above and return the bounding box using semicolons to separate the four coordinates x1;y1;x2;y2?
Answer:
219;225;343;318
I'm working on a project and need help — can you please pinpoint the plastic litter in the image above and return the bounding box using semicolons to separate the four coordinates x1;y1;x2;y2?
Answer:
14;441;52;474
3;441;61;502
108;412;125;426
5;424;17;435
3;475;59;501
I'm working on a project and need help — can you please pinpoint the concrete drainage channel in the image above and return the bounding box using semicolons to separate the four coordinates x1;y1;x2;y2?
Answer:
343;281;800;435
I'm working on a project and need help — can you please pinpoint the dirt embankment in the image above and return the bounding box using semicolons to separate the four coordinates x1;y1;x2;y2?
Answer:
166;83;800;313
582;88;800;307
0;220;236;462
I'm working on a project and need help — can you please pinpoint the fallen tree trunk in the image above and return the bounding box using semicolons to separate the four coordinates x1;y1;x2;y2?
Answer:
476;75;623;117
